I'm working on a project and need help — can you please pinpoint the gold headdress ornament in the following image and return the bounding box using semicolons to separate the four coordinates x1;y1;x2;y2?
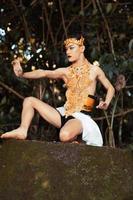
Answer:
64;36;84;47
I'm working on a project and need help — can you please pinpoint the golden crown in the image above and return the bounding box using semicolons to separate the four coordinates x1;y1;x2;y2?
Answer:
64;36;84;47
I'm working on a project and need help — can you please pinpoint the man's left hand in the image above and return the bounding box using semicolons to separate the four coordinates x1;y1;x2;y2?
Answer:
96;101;108;110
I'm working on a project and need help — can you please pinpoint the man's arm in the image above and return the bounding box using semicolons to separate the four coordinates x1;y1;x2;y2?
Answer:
22;68;66;80
96;66;115;110
12;59;66;80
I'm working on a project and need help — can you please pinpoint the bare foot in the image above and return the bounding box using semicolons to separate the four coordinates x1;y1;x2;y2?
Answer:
0;127;27;140
71;141;80;144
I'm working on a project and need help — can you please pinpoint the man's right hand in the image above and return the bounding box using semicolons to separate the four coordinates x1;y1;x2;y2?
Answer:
11;58;23;77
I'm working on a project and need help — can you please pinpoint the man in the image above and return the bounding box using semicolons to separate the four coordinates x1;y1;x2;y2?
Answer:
0;34;115;146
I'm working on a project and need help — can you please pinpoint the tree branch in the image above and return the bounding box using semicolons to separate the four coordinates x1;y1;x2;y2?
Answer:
42;1;55;48
95;0;116;60
80;0;85;32
94;108;133;121
10;0;36;52
0;81;24;100
58;0;67;38
125;85;133;89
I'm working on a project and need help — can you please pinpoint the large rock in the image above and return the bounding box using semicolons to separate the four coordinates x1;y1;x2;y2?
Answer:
0;140;133;200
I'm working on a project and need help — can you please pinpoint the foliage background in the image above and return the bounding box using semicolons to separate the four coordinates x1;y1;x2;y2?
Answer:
0;0;133;147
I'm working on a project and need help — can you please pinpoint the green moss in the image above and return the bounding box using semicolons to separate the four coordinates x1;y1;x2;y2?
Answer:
0;140;133;200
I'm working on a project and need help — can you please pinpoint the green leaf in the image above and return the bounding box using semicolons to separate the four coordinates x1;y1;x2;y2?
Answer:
1;96;7;105
128;39;133;52
9;106;15;113
106;3;112;13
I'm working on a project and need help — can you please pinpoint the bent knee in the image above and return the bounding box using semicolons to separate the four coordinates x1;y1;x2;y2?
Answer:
59;129;75;142
23;96;36;106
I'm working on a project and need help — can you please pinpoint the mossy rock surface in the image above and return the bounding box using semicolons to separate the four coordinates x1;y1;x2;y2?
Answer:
0;140;133;200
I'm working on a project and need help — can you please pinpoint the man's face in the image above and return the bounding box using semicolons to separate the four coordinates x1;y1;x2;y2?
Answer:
65;43;83;62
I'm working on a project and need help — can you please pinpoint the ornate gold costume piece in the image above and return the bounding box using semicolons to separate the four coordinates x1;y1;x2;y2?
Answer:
64;61;92;116
64;36;84;47
83;96;95;111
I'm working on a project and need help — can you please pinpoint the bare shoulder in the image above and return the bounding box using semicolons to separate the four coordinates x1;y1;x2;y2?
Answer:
91;61;105;76
60;65;71;74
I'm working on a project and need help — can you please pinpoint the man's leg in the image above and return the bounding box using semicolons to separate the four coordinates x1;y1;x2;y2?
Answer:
1;96;61;139
59;119;83;142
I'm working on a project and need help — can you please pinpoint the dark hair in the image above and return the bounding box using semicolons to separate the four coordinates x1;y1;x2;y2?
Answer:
66;30;90;59
66;32;83;40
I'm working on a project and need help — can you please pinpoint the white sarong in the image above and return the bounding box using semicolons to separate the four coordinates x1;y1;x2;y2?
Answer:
57;106;103;147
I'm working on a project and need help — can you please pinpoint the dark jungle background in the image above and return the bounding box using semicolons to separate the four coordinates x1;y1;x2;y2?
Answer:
0;0;133;148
